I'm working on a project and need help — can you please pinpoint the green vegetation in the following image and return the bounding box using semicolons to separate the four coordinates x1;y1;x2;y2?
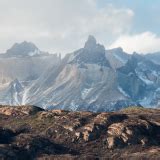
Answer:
120;106;145;112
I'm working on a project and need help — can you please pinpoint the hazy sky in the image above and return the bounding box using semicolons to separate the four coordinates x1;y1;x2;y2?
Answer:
0;0;160;55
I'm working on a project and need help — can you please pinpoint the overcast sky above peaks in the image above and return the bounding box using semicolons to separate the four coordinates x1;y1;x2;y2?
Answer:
0;0;160;55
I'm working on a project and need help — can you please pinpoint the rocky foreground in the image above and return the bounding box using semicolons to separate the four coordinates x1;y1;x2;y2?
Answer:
0;106;159;159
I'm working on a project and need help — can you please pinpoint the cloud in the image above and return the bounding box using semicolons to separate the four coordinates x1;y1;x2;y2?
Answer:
0;0;134;55
109;32;160;54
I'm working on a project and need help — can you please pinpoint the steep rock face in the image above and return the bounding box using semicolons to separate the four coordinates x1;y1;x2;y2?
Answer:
0;54;60;84
106;47;130;69
0;106;159;159
117;53;160;107
145;52;160;65
27;63;120;111
25;36;126;111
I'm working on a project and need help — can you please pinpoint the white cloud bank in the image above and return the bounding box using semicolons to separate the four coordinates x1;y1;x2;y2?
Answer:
0;0;134;54
109;32;160;54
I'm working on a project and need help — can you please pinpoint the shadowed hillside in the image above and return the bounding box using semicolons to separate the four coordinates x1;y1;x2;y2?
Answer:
0;105;159;159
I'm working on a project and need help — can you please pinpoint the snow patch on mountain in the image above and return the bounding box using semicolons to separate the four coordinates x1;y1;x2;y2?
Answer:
118;86;130;98
114;53;126;63
135;70;154;85
28;49;41;56
81;88;93;99
70;101;79;111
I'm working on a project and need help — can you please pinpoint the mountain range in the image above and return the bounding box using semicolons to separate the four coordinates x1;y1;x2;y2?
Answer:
0;36;160;111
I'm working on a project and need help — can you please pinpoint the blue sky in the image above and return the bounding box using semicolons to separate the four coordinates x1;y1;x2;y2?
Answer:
0;0;160;55
99;0;160;35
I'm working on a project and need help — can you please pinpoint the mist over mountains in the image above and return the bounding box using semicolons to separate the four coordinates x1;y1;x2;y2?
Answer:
0;36;160;111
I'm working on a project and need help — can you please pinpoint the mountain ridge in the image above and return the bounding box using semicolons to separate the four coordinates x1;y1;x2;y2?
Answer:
0;36;159;111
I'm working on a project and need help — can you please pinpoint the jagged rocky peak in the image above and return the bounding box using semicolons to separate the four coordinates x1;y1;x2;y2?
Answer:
84;35;105;52
6;41;40;57
84;35;97;49
70;35;110;67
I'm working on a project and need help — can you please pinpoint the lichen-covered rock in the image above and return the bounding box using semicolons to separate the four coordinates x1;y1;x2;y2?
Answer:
0;105;44;116
107;118;157;148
